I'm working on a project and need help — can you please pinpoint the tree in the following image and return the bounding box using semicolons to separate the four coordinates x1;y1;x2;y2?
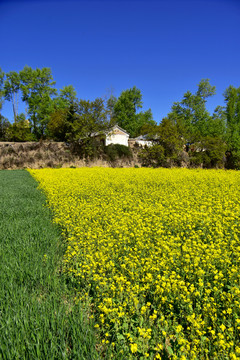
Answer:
201;136;226;168
210;105;227;137
106;94;117;122
196;78;216;99
0;115;10;141
20;66;57;138
138;144;165;168
167;79;229;168
6;113;34;142
67;97;111;159
4;71;21;121
60;85;77;105
0;68;5;114
170;79;216;143
114;86;156;137
46;86;77;141
72;98;109;141
224;85;240;168
137;109;155;134
157;117;184;162
138;117;184;167
47;107;73;142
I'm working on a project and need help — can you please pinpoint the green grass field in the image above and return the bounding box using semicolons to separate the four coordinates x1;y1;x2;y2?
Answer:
0;170;99;360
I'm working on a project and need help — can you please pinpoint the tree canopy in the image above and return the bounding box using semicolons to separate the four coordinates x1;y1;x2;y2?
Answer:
224;85;240;168
19;66;57;138
113;86;156;137
0;68;5;113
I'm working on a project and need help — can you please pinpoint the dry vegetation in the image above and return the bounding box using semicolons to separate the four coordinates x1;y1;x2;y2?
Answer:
0;141;141;170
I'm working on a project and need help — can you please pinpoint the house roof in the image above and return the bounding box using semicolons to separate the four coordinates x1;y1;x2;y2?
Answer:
91;124;129;137
135;135;149;140
134;134;158;141
109;124;129;136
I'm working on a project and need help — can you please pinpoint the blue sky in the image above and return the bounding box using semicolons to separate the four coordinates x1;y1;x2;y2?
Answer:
1;0;240;123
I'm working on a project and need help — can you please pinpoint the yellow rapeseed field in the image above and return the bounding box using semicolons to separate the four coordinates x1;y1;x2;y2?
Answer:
29;168;240;359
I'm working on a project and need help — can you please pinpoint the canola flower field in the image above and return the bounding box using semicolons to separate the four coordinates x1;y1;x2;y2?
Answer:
29;168;240;360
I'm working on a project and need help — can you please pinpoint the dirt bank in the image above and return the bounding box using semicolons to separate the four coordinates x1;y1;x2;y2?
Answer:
0;141;141;169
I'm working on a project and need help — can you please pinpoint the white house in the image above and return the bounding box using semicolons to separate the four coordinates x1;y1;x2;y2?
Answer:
105;125;129;147
132;134;154;147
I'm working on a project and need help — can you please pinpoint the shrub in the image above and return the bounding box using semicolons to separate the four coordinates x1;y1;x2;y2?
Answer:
189;137;226;169
138;144;165;167
104;144;132;162
71;138;104;161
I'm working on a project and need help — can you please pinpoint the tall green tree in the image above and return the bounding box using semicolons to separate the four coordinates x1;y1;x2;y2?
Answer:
170;79;216;143
0;115;10;141
114;86;156;137
138;117;184;167
157;117;184;161
224;85;240;168
20;66;57;138
106;94;117;122
208;105;227;137
46;86;77;141
72;97;109;141
59;85;77;105
47;108;70;141
67;97;112;159
0;68;5;114
4;71;21;121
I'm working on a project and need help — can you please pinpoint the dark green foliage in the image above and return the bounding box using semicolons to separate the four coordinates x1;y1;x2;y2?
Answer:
72;137;104;161
104;143;132;162
0;114;10;140
72;98;111;141
137;118;183;167
224;85;240;169
138;144;165;167
6;113;35;142
157;117;184;161
211;105;227;137
47;86;78;141
0;67;5;112
0;170;99;359
188;136;226;168
47;108;71;141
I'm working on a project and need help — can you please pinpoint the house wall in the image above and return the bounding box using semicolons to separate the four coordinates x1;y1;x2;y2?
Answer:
105;133;129;147
135;140;153;147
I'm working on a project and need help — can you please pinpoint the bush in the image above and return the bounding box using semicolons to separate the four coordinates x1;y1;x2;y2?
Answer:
6;121;35;142
189;137;226;169
70;138;104;161
138;144;165;167
104;144;132;162
225;150;240;170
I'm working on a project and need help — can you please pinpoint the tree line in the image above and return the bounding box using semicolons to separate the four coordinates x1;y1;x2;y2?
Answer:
139;79;240;169
0;66;240;169
0;66;154;141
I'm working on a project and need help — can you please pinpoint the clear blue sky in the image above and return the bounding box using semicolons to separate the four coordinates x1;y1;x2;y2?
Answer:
1;0;240;123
